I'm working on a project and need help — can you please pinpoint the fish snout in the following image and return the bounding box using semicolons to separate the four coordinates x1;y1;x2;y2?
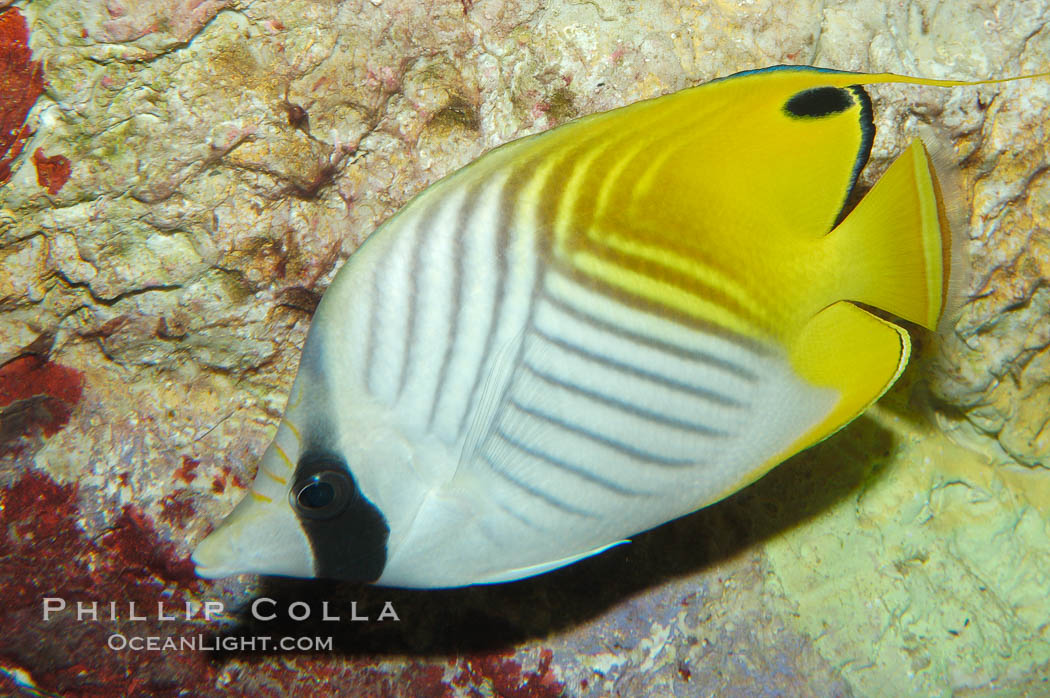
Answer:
192;492;314;579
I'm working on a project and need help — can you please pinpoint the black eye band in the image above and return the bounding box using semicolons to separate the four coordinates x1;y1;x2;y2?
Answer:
290;469;354;520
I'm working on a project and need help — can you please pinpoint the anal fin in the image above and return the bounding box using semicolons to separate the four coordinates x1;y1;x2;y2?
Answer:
474;540;630;585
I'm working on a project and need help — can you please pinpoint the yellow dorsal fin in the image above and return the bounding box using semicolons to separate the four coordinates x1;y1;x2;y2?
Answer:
550;67;883;252
559;66;1050;252
504;67;894;340
482;66;1046;340
616;68;874;240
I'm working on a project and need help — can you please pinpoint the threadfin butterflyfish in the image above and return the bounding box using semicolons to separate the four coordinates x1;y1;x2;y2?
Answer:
192;65;1042;588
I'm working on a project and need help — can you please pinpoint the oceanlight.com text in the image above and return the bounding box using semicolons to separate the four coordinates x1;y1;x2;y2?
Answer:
107;634;334;652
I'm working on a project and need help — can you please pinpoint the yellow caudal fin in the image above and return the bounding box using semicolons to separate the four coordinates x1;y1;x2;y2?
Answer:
827;139;960;331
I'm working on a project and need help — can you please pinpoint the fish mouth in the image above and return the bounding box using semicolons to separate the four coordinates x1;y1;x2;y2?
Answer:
190;538;244;579
192;564;224;579
191;493;315;579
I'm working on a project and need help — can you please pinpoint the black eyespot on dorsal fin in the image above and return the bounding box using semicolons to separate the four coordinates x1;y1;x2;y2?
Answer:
784;86;855;118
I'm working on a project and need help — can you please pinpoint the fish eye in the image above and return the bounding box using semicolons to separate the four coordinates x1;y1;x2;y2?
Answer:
290;469;354;520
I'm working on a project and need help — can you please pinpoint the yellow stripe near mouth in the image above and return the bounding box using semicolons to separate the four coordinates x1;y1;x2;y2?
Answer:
273;442;295;472
283;419;302;444
261;468;288;485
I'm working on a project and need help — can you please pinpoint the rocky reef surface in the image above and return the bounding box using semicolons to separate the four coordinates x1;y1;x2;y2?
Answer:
1;0;1048;695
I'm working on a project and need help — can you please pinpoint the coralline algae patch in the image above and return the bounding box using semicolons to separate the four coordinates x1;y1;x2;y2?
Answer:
0;7;44;186
0;353;84;457
0;469;217;696
33;148;73;194
0;5;72;200
0;467;570;697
